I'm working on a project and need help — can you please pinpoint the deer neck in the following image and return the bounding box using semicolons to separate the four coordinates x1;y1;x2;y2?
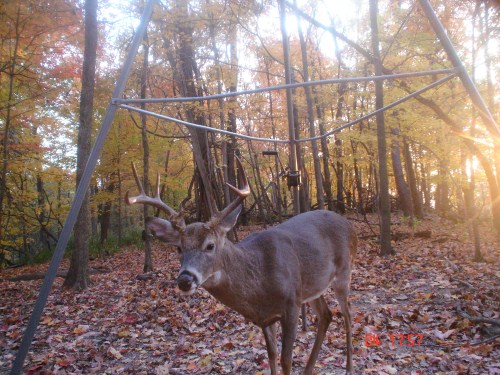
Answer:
202;241;265;321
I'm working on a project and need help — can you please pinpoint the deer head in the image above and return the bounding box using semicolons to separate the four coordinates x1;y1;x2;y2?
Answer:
125;157;250;296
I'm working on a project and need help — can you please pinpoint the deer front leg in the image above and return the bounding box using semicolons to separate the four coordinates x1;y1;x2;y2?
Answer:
303;296;332;375
262;323;277;375
280;306;300;375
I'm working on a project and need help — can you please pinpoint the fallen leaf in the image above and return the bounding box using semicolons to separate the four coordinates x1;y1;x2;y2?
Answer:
434;329;455;340
108;346;123;360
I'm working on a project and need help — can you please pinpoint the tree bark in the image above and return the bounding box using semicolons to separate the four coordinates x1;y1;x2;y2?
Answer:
0;6;21;246
403;140;424;219
140;31;153;272
265;62;283;219
293;100;310;212
296;8;324;210
314;93;335;211
172;1;217;220
369;0;394;256
334;138;346;214
64;0;98;290
436;161;450;217
391;127;413;218
226;21;239;202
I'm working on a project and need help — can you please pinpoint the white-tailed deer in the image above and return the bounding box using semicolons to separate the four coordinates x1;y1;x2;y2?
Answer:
126;158;356;374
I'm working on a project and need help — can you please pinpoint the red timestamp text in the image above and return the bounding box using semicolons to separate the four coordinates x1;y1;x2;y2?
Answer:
365;333;424;348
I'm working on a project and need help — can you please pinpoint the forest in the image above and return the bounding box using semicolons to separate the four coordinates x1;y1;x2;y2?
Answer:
1;0;499;373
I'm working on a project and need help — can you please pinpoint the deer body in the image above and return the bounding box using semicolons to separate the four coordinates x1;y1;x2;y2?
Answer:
127;159;356;374
204;211;354;324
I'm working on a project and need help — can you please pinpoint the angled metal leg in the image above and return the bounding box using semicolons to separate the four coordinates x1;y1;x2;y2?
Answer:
9;1;156;373
418;0;499;136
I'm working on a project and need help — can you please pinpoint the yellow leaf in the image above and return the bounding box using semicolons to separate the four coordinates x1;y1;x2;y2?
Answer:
118;330;130;338
199;355;212;367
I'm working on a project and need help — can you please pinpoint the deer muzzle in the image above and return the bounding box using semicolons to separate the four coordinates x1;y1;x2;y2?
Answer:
177;270;199;295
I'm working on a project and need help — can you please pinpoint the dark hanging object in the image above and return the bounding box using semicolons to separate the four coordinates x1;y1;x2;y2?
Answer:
287;171;301;187
262;150;279;156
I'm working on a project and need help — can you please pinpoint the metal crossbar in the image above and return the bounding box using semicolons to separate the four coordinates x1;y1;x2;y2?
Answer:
118;69;457;143
118;72;458;144
113;68;457;105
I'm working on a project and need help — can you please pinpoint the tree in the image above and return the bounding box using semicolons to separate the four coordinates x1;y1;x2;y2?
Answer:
369;0;394;256
64;0;98;290
140;31;153;272
295;7;324;211
391;126;414;218
0;1;81;264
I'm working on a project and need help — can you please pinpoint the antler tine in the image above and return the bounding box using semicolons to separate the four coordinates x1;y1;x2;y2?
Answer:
131;162;144;194
227;156;250;198
154;171;161;199
210;156;249;227
125;162;181;220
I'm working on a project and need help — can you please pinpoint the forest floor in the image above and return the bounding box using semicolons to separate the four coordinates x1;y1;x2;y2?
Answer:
1;213;499;374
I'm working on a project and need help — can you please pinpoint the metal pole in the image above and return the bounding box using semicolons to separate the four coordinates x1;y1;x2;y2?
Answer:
9;1;156;373
118;72;457;144
115;68;457;104
418;0;499;137
278;0;300;216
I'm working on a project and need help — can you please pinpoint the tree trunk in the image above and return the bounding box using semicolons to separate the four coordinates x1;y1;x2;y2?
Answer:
278;0;300;216
293;101;310;212
296;10;324;210
208;12;230;209
265;63;283;219
369;0;394;256
64;0;98;290
140;32;153;272
436;161;450;217
314;95;335;211
335;138;346;214
391;127;413;218
419;154;431;209
172;1;217;220
403;140;424;219
351;141;366;215
98;182;113;246
0;6;21;245
226;22;239;202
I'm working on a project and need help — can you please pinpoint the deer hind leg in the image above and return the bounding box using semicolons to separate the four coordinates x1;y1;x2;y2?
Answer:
262;323;277;375
303;296;332;375
334;281;353;374
280;306;300;375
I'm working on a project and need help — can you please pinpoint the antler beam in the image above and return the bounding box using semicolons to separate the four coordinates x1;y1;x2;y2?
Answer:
209;156;250;227
125;162;183;223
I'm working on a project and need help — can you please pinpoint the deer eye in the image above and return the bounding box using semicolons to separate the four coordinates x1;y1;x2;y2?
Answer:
205;243;215;251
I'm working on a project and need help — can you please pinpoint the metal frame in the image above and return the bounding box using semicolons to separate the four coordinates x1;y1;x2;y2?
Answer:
117;72;458;144
113;68;457;105
10;0;497;373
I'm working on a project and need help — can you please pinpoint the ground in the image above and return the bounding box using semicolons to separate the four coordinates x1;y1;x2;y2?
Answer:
1;213;499;374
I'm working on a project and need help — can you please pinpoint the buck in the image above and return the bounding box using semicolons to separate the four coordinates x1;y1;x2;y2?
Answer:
126;158;357;374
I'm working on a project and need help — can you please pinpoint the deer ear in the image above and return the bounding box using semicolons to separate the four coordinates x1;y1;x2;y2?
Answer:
218;204;242;234
145;217;181;246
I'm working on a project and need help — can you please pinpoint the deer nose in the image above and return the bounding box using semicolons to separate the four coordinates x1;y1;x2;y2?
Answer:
177;271;197;292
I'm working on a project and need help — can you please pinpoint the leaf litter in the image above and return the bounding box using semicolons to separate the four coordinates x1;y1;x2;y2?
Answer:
0;214;498;374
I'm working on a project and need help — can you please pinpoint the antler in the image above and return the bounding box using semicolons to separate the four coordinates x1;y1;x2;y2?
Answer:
125;162;185;230
209;156;250;228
